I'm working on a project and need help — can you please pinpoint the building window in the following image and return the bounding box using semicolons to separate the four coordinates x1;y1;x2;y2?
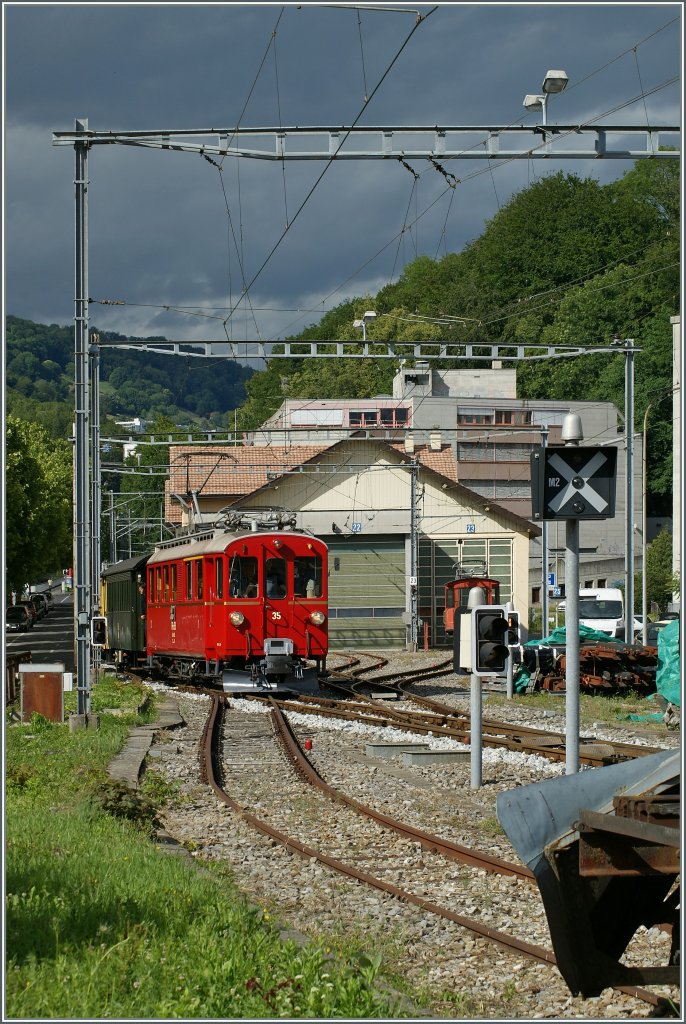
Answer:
380;409;394;425
458;413;493;425
362;411;378;426
395;408;409;424
597;578;606;588
495;410;513;424
349;411;363;427
532;586;541;604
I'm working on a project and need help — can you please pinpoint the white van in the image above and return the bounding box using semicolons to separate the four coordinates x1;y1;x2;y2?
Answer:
560;587;640;639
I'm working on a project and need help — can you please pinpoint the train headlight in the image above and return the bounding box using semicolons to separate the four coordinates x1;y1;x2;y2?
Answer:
309;611;326;626
229;611;245;627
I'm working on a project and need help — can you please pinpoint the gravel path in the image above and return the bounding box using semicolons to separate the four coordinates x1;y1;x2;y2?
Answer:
145;653;679;1020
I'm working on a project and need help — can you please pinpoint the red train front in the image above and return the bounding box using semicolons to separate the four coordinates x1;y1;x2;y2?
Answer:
145;520;328;692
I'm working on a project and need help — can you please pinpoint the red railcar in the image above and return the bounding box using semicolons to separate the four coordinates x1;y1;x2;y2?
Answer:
145;519;328;692
443;576;501;633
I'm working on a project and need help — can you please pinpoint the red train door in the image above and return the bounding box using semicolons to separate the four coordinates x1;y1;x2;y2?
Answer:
264;553;290;640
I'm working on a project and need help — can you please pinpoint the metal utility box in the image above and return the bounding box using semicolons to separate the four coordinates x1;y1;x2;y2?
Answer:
19;663;65;723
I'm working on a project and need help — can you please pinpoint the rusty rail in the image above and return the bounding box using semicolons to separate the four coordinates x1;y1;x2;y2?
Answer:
245;692;660;768
268;699;534;882
200;694;674;1013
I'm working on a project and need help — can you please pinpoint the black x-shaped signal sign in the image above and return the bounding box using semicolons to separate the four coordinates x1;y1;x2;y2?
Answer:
530;445;617;521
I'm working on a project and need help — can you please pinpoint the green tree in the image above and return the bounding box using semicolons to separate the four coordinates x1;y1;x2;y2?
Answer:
5;417;72;591
642;528;674;615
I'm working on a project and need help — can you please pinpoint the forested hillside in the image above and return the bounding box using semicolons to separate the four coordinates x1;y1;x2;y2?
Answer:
5;317;253;437
235;161;679;513
5;159;678;588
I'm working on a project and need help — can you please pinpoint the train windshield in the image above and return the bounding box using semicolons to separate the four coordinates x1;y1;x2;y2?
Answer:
265;557;287;600
229;556;258;598
294;556;323;598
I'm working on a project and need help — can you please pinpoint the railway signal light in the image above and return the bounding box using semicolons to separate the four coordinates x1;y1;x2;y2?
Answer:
506;611;520;646
471;605;510;676
90;616;108;647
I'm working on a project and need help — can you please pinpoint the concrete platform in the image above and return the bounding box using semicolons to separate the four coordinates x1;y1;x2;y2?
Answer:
107;697;184;790
402;748;470;766
365;742;430;758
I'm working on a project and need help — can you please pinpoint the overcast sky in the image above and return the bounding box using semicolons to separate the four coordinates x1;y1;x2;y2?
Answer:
4;2;682;345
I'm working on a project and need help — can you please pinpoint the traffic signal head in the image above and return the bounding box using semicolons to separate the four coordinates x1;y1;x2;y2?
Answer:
91;616;107;647
471;605;509;676
506;611;520;646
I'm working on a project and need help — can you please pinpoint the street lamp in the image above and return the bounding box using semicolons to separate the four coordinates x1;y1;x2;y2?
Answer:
523;69;569;125
642;402;653;646
353;310;378;342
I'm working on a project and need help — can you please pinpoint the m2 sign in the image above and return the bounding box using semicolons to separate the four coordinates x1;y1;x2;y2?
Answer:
530;446;617;521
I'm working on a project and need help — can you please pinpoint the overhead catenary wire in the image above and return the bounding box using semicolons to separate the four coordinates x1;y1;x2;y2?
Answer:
217;7;438;334
87;14;678;347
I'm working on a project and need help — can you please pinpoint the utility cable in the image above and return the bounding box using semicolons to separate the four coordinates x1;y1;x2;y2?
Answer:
219;7;438;333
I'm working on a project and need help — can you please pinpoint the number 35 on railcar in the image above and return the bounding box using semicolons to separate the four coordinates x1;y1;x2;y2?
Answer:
144;523;328;692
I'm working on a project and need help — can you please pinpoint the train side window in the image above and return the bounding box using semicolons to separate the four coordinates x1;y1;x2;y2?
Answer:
147;569;154;598
163;566;170;602
155;567;162;603
185;561;192;601
229;556;258;598
171;564;177;602
265;557;287;600
215;558;224;599
197;561;203;600
294;556;322;598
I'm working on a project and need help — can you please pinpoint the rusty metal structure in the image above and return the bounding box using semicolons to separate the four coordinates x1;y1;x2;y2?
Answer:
497;749;680;998
521;641;658;695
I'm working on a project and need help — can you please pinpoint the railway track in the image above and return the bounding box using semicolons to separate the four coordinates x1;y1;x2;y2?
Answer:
199;693;676;1015
244;688;661;769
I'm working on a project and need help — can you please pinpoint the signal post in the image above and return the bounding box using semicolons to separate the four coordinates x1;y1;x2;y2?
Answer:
531;413;617;773
468;594;512;789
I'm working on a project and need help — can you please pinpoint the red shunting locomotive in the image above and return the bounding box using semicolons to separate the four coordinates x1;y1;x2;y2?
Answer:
145;513;328;692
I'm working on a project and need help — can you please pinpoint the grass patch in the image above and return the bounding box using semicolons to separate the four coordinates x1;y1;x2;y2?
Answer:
487;689;671;732
5;679;403;1019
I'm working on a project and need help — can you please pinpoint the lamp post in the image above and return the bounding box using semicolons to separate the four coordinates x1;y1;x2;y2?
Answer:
353;310;378;342
624;339;635;643
641;402;653;646
523;69;569;125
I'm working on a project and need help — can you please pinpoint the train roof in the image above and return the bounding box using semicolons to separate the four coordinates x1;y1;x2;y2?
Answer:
101;553;150;577
147;529;327;564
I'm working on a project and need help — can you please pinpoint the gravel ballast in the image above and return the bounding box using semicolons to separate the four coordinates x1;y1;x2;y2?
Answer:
143;652;679;1020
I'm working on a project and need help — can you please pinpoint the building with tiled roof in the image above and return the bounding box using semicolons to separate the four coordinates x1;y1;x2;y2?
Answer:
163;436;538;650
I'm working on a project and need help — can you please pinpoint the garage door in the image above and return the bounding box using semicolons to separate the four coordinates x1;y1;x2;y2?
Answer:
327;536;406;649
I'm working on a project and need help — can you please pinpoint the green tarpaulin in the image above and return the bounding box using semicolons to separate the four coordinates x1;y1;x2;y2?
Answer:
656;619;680;708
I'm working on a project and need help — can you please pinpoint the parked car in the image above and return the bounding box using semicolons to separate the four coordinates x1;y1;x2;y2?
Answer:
29;593;50;618
6;605;34;632
15;600;38;625
645;619;674;647
27;595;47;620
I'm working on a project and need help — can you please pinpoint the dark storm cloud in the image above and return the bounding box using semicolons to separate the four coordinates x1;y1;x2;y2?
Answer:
4;3;682;340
